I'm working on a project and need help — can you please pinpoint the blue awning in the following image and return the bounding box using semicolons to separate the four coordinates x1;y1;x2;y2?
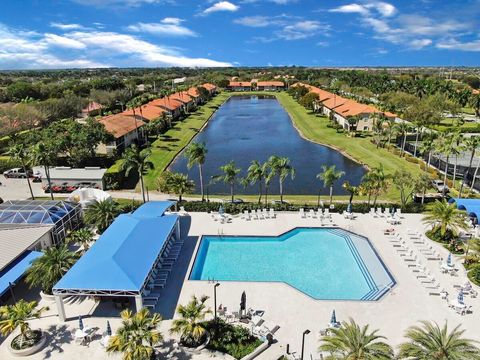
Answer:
132;201;176;218
450;198;480;219
0;251;42;296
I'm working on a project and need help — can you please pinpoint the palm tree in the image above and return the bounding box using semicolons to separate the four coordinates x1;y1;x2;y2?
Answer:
263;162;274;206
7;143;35;199
435;134;454;196
317;165;345;206
107;308;163;360
360;165;389;206
423;200;468;242
450;131;464;190
418;133;436;172
342;181;359;206
394;121;411;157
246;160;266;204
84;199;119;233
470;93;480;118
398;321;480;359
157;171;195;202
372;115;384;149
0;300;48;350
30;142;56;200
67;228;94;253
184;142;208;201
268;155;295;203
212;161;240;203
319;318;393;360
122;145;154;203
126;99;141;139
25;244;79;295
170;295;212;346
459;136;480;198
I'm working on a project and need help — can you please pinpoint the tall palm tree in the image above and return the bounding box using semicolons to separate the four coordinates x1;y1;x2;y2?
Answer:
184;142;208;201
84;199;119;233
7;143;35;200
263;162;274;206
342;181;359;206
30;142;56;200
418;133;437;171
107;308;163;360
126;99;141;139
319;318;393;360
372;115;384;149
470;93;480;118
459;136;480;198
212;161;240;203
246;160;266;204
317;165;345;206
394;121;411;157
360;165;389;206
170;295;212;346
268;155;295;203
122;145;154;203
0;300;48;350
422;200;468;242
435;134;454;196
156;171;195;202
25;244;79;295
67;228;94;253
398;321;480;359
450;131;464;190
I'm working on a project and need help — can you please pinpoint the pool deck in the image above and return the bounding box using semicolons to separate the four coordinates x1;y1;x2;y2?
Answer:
1;211;479;359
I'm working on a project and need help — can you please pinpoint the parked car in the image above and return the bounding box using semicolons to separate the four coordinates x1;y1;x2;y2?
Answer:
3;168;32;178
431;179;450;193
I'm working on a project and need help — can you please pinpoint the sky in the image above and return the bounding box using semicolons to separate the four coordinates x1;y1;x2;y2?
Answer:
0;0;479;69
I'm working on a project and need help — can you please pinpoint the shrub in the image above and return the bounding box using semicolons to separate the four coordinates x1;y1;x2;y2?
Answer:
0;156;22;173
104;159;125;190
467;265;480;286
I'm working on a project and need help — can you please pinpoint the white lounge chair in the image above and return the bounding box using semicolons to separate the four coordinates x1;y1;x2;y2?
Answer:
244;210;251;220
256;209;264;220
309;209;316;218
269;208;276;219
263;208;269;219
299;208;306;218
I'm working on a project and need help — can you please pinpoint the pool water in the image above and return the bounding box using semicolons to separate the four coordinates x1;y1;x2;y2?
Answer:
190;228;395;301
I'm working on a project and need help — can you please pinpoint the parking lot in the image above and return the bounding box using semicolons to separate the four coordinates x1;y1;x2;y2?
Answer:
0;176;65;201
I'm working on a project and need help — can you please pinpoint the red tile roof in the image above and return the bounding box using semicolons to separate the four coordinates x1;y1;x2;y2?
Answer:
123;104;166;122
229;81;251;87
257;81;285;87
149;97;184;111
187;87;200;98
98;114;145;139
169;91;194;104
202;83;217;91
82;101;103;113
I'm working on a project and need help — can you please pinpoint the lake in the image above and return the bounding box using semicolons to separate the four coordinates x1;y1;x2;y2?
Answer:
170;95;366;196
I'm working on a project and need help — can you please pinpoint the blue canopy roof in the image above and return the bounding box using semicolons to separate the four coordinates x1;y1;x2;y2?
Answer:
132;201;175;218
0;251;42;296
450;198;480;218
54;202;178;293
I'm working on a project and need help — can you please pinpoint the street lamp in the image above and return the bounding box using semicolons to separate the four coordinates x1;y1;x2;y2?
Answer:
301;329;310;360
213;283;220;320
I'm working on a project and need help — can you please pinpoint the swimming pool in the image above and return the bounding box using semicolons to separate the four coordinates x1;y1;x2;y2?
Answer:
190;228;395;301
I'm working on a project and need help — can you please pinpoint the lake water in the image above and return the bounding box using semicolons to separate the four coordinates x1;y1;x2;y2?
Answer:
170;95;366;195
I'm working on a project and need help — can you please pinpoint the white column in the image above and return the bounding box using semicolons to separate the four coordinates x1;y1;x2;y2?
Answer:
55;294;66;322
134;295;143;312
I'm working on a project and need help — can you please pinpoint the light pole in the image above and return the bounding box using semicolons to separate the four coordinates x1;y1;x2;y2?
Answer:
301;329;310;360
213;283;220;320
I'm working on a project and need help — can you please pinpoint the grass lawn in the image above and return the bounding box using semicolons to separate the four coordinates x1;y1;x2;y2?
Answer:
461;107;476;115
143;92;231;189
141;91;425;202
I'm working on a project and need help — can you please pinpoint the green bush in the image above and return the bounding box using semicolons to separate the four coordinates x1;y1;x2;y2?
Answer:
0;156;23;173
104;159;125;190
206;320;262;360
467;265;480;286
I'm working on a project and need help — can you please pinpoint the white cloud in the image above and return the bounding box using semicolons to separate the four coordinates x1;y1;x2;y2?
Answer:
50;22;84;30
279;20;327;40
437;38;480;51
44;33;87;49
408;38;432;49
0;23;232;69
330;3;369;16
203;1;239;15
70;0;168;7
329;2;396;17
127;18;197;37
234;15;288;27
367;2;396;17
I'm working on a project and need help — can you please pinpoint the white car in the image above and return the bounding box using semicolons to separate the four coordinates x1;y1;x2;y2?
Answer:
431;179;449;193
3;168;31;179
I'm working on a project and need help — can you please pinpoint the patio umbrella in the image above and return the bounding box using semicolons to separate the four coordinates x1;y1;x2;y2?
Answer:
78;316;84;331
240;291;246;316
458;290;465;305
447;253;452;266
346;203;352;214
106;321;112;336
330;310;337;325
219;206;224;215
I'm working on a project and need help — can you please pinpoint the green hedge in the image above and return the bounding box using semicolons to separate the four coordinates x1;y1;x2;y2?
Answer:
179;201;425;215
0;156;23;173
104;159;125;190
467;265;480;286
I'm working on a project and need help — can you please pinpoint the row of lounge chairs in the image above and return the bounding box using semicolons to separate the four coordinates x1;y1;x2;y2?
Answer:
371;207;402;218
242;208;276;220
141;235;184;309
299;208;332;219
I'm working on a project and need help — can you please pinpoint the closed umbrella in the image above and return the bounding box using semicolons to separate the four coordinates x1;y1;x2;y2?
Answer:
458;290;465;305
330;310;337;326
78;315;84;331
447;253;452;267
240;291;246;317
106;321;112;336
219;206;224;215
347;203;352;214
